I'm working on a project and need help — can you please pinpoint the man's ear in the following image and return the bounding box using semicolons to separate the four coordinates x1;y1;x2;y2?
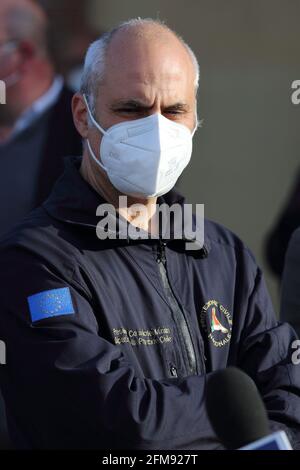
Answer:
72;93;89;139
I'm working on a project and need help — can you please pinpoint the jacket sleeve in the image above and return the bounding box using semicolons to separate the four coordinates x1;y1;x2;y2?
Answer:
0;247;217;450
236;264;300;449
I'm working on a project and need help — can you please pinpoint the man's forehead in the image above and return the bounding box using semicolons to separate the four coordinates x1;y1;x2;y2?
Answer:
105;27;194;80
103;59;194;97
100;72;195;109
96;26;197;105
108;69;187;88
104;78;193;105
106;54;192;79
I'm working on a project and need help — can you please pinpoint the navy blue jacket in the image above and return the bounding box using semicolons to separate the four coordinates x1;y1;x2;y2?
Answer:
0;157;300;449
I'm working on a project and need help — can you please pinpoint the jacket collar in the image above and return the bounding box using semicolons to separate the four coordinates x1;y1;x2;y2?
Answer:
43;156;210;256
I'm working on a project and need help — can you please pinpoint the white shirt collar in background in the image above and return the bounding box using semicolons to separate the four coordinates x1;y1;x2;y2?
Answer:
10;75;64;141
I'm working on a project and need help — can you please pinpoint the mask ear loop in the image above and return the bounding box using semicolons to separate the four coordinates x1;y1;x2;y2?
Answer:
83;94;107;134
83;94;108;172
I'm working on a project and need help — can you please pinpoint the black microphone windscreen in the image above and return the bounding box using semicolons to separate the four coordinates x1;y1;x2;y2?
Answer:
206;367;270;449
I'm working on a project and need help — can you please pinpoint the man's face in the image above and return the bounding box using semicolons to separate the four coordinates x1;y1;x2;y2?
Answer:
74;27;197;162
94;31;197;133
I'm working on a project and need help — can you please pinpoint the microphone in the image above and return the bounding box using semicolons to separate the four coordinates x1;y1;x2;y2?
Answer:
205;367;292;450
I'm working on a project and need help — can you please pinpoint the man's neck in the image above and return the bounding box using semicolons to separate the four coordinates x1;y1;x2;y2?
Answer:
80;153;159;235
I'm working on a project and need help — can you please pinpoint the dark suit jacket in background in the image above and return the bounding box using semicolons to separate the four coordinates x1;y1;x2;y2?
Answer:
265;171;300;279
0;84;82;449
35;85;83;205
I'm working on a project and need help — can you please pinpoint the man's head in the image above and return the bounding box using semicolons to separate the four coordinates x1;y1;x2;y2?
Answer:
72;18;200;201
0;0;53;125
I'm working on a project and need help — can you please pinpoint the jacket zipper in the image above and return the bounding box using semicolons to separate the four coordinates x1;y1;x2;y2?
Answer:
170;364;178;378
156;241;198;376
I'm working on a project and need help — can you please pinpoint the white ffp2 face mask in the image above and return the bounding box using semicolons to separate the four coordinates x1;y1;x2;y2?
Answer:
83;94;195;198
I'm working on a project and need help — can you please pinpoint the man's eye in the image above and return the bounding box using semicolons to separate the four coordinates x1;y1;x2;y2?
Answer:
165;110;184;115
118;108;142;113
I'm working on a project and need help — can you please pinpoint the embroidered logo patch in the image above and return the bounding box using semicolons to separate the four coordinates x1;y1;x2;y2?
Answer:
27;287;75;322
199;300;232;347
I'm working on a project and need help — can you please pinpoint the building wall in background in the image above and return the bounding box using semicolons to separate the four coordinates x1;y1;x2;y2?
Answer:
88;0;300;313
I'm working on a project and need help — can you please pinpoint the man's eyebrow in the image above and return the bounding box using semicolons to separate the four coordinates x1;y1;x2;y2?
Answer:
110;100;190;111
110;99;152;110
163;103;190;112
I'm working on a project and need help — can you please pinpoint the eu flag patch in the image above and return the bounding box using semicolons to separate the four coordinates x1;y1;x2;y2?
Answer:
27;287;75;322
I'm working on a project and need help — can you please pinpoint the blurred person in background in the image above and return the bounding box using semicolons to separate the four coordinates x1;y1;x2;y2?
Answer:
280;227;300;336
37;0;100;91
0;0;82;449
265;173;300;280
0;0;82;239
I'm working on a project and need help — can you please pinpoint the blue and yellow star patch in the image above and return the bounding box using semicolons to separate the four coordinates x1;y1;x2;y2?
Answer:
27;287;75;322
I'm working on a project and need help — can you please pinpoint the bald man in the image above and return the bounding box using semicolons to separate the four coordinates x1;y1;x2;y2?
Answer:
0;0;82;238
0;18;299;450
